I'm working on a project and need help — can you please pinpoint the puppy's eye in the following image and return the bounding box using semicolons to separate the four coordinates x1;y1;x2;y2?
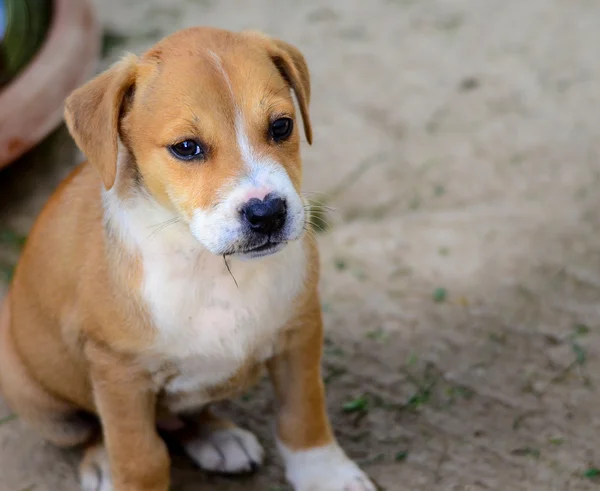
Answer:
169;140;203;161
270;117;294;142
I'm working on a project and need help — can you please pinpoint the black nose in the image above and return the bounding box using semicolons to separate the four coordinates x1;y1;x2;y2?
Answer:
242;195;287;234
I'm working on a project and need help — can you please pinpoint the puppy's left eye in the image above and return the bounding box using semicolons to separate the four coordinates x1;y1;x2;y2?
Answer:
270;117;294;142
169;140;204;161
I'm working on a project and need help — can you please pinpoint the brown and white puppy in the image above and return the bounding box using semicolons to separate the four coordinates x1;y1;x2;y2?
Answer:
0;27;375;491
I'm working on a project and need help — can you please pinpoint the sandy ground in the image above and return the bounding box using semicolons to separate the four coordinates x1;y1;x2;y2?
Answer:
2;0;600;489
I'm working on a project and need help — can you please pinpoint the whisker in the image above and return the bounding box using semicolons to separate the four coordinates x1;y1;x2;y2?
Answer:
301;194;338;213
302;226;318;243
306;221;328;234
306;216;331;227
303;220;323;233
304;200;335;208
303;199;333;206
147;217;178;229
261;72;275;102
306;215;332;227
304;203;336;213
269;84;291;100
184;102;201;124
145;217;181;241
260;83;290;110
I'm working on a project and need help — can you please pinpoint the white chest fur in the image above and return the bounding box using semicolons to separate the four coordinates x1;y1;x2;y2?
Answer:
142;238;307;400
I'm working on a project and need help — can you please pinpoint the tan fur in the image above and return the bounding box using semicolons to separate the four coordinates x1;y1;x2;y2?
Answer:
0;27;343;491
267;239;335;450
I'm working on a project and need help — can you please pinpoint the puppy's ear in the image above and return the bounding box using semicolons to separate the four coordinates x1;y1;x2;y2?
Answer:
245;32;312;144
64;55;137;190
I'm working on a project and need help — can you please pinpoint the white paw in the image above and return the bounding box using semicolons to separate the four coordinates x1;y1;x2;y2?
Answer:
183;426;264;474
80;443;114;491
279;442;376;491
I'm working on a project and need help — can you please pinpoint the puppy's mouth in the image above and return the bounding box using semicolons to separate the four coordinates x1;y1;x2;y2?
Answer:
228;239;288;259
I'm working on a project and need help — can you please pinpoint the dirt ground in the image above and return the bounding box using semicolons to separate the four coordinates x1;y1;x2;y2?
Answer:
3;0;600;489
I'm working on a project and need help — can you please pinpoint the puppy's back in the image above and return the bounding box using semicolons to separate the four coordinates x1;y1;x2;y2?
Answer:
8;162;105;411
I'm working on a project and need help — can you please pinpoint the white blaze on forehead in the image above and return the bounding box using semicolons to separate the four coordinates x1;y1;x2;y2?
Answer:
235;111;256;168
207;50;259;170
208;50;234;98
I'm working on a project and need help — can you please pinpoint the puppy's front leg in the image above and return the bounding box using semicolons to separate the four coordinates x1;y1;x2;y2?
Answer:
86;342;170;491
268;295;376;491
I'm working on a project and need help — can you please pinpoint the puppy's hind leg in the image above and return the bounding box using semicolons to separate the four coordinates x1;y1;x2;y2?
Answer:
0;295;96;448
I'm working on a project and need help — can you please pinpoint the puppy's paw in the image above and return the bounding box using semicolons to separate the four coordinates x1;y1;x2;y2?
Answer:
279;442;376;491
183;426;264;474
80;442;114;491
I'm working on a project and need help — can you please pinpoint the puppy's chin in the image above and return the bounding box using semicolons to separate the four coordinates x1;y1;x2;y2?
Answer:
189;230;288;259
226;222;307;260
231;241;288;260
194;229;305;260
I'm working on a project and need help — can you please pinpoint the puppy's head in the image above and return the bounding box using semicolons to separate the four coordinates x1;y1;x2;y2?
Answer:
65;27;312;259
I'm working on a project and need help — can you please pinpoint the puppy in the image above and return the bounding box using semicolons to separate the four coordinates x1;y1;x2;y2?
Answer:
0;27;376;491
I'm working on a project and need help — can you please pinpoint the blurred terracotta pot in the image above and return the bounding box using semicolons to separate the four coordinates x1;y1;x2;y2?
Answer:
0;0;100;170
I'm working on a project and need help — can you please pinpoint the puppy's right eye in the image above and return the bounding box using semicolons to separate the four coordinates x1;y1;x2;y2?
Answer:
169;140;204;161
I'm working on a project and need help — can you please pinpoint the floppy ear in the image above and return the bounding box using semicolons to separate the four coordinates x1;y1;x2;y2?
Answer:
244;32;312;144
64;55;137;190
